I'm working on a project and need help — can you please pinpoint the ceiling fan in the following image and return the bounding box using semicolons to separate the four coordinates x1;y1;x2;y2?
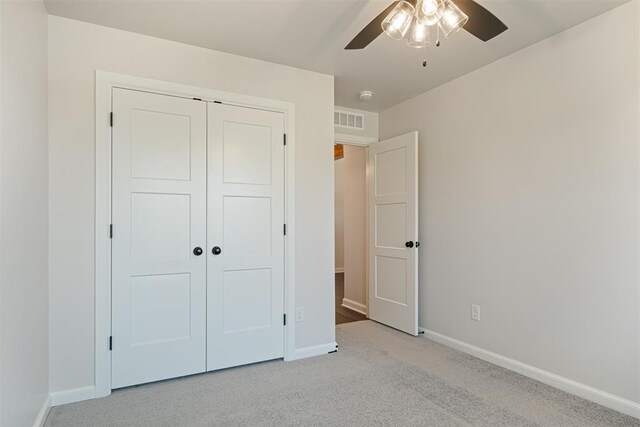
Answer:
345;0;507;50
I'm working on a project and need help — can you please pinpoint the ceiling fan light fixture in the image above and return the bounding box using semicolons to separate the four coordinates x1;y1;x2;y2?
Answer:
416;0;445;26
407;17;432;48
438;0;469;39
381;0;415;40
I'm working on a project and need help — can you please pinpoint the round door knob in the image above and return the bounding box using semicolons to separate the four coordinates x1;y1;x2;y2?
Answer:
193;247;203;256
212;246;222;255
405;241;414;248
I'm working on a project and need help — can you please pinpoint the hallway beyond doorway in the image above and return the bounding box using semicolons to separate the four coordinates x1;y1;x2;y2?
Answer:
335;273;367;324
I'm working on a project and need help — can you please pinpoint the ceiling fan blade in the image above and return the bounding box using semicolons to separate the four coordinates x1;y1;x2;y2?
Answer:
344;1;399;50
455;0;507;41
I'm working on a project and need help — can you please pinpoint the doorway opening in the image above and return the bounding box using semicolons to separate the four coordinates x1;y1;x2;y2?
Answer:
334;143;368;324
333;131;420;335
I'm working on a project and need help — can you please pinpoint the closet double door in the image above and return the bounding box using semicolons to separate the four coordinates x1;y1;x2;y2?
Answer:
111;88;285;389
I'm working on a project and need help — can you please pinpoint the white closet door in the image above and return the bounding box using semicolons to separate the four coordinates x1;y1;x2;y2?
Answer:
368;131;419;336
207;102;285;371
111;89;207;388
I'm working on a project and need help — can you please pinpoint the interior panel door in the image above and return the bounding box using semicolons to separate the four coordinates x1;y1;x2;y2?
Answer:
207;102;285;371
111;88;207;388
368;131;419;335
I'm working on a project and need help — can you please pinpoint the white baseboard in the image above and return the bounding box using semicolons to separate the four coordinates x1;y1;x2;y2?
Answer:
33;395;51;427
288;342;338;361
420;328;640;419
335;268;344;274
50;385;96;406
341;298;367;316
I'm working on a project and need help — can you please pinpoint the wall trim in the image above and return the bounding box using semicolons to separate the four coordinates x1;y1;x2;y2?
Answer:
33;395;51;427
420;328;640;419
342;298;367;316
50;386;96;407
335;267;344;274
95;71;297;401
289;342;338;361
335;132;377;146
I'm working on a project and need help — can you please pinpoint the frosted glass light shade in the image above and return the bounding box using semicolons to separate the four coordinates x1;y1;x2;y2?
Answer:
439;0;469;38
407;18;432;48
416;0;444;26
382;1;415;40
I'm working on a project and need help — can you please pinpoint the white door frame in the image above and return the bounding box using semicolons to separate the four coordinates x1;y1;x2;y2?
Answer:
335;133;377;147
95;71;296;399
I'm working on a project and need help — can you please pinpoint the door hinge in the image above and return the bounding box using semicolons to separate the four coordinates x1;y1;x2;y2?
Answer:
109;112;113;127
283;314;287;326
109;224;113;239
213;100;222;104
109;336;112;351
283;224;287;236
193;97;202;101
283;134;287;146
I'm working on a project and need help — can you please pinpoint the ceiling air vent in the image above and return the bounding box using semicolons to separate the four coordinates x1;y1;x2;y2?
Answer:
334;110;364;131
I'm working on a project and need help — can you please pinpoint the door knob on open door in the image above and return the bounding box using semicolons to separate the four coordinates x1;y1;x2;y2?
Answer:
193;247;203;256
212;246;222;255
405;241;414;248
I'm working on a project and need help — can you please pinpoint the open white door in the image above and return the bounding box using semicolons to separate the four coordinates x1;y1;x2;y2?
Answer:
368;131;419;336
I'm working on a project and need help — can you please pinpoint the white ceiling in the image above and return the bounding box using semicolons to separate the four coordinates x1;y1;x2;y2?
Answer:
44;0;629;112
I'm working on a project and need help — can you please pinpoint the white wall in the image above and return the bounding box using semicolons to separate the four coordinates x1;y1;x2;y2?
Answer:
0;1;49;425
342;145;367;309
335;157;344;272
48;16;334;396
380;1;640;405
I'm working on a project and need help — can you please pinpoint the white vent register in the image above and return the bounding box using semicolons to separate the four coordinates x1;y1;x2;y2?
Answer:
334;109;364;130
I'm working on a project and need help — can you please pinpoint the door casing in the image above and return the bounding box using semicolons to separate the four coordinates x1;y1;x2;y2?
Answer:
95;71;296;399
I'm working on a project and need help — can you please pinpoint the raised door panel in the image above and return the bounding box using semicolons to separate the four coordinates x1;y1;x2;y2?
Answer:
223;122;272;185
223;196;272;257
129;273;192;345
375;147;407;197
374;256;408;305
130;110;192;180
130;193;191;261
375;203;407;249
223;269;273;333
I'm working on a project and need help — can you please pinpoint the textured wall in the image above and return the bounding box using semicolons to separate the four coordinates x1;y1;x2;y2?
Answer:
380;1;640;403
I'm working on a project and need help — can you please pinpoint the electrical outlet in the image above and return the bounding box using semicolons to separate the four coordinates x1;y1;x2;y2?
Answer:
295;307;304;322
471;304;480;321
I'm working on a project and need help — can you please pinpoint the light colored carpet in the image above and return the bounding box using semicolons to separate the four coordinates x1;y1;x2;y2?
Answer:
46;321;639;426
